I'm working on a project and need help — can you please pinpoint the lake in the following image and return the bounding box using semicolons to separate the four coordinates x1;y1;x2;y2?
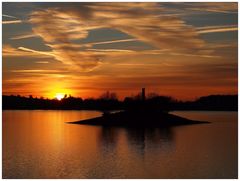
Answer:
2;110;237;178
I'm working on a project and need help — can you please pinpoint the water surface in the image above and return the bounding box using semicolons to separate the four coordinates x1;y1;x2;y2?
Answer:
3;110;237;178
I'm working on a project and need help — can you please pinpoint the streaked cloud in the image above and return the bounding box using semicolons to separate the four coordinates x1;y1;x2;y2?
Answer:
2;20;22;24
36;61;49;64
87;48;135;53
197;25;238;34
84;38;138;47
11;69;65;73
18;47;54;57
3;14;18;19
183;2;237;14
28;3;206;71
3;45;51;58
11;33;39;40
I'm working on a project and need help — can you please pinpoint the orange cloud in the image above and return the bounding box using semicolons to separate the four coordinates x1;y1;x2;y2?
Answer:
28;3;207;71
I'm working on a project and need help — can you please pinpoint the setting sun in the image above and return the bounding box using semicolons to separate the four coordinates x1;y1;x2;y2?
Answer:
55;93;64;100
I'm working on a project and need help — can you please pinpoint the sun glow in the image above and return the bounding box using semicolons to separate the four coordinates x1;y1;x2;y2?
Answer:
55;93;64;100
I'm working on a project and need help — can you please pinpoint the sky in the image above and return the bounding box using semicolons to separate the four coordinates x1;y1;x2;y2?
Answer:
2;2;238;100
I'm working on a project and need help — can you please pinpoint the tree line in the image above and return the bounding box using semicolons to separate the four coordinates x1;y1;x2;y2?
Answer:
2;92;237;111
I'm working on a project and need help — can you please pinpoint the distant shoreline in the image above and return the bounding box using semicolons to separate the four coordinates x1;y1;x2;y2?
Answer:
2;109;237;112
3;94;237;111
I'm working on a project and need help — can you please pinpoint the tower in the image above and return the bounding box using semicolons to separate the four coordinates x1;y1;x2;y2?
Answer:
142;88;145;101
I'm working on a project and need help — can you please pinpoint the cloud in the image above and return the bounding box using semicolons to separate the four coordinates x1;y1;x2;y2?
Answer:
29;8;104;71
36;61;49;64
83;3;205;50
197;25;237;34
17;46;99;70
2;13;24;25
86;38;137;46
28;3;206;71
3;44;137;70
12;69;54;73
2;44;52;58
2;14;18;19
18;47;54;57
87;48;135;53
2;20;22;24
182;2;237;14
30;9;90;43
11;69;66;73
11;33;39;40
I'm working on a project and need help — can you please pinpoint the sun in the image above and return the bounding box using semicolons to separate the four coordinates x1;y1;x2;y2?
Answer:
55;93;64;101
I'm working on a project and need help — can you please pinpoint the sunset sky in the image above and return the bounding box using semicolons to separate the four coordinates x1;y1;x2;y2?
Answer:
2;2;238;100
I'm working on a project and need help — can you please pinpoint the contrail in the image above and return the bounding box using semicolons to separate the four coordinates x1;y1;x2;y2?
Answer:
2;20;22;24
2;14;18;19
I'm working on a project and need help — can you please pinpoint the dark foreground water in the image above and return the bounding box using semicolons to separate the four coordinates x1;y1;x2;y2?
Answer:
3;110;237;178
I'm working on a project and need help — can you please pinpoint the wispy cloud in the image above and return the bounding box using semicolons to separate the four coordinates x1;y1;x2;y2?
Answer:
11;69;64;73
36;61;49;64
18;47;54;57
3;45;51;58
28;3;207;71
2;20;22;24
4;3;236;72
11;33;38;40
132;49;219;58
197;25;237;34
87;48;135;53
87;38;138;46
3;14;18;19
183;2;237;14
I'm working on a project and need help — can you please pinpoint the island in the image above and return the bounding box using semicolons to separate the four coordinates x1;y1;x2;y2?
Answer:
68;88;210;127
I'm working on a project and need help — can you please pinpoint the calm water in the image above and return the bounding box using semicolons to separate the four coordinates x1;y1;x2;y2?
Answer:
3;110;237;178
